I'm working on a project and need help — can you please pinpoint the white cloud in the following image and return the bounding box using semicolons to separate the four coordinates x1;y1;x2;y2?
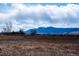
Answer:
0;3;79;31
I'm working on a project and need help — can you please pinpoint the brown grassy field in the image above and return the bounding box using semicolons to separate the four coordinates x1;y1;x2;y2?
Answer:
0;35;79;56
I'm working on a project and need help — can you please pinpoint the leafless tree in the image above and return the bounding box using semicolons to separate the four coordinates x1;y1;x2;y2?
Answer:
2;21;12;33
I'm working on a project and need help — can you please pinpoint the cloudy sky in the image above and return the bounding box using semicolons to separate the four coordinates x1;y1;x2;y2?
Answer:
0;3;79;31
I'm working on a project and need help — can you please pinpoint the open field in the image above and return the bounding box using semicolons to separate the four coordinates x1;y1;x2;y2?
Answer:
0;35;79;56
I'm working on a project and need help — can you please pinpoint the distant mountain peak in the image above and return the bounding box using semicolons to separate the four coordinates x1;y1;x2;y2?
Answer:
25;27;79;35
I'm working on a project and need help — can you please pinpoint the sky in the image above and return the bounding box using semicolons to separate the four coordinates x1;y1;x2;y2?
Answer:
0;3;79;32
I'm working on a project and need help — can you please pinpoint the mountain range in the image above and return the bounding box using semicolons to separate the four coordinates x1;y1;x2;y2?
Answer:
25;27;79;35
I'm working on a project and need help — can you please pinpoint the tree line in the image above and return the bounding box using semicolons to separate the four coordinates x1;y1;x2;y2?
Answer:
1;21;36;35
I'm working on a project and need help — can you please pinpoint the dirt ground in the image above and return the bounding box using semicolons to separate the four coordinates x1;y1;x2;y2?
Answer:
0;35;79;56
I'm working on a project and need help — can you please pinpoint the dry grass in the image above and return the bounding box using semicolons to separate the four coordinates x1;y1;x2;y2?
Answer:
0;35;79;56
